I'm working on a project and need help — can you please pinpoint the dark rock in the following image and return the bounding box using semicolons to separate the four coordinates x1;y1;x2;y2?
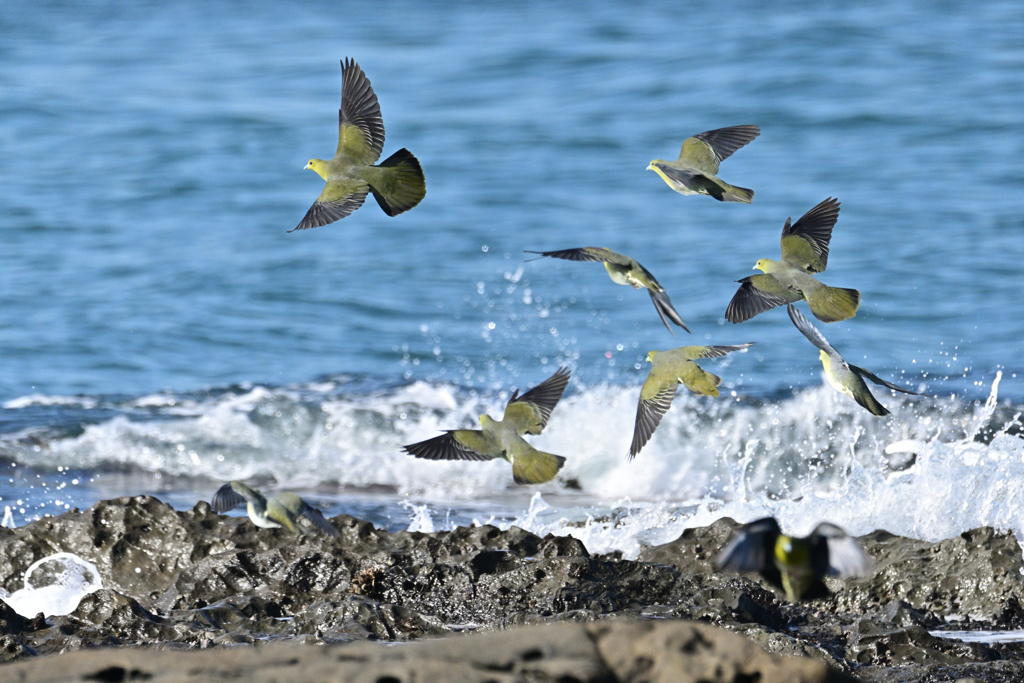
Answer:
1;497;1024;681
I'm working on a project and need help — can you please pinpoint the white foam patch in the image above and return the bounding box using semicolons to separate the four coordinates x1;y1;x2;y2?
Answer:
8;374;1024;559
0;553;102;617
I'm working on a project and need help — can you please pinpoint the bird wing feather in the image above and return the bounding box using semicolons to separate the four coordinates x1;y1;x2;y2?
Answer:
525;247;622;264
503;366;570;435
691;125;760;165
812;523;872;578
211;483;249;512
726;275;800;323
849;365;922;395
292;182;369;231
787;304;838;355
683;343;755;361
336;58;384;164
629;373;679;459
780;198;840;273
403;430;499;461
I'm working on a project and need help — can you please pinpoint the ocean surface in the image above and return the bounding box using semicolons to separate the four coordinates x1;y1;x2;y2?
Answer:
1;1;1023;559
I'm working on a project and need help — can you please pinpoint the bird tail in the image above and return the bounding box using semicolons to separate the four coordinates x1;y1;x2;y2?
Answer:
686;370;721;397
719;182;754;203
370;148;426;216
648;289;690;334
512;450;566;485
806;286;860;323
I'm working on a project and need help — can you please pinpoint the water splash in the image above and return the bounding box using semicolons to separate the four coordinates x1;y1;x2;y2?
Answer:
0;553;103;617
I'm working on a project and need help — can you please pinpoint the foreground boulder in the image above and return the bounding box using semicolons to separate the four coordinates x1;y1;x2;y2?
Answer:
0;619;856;683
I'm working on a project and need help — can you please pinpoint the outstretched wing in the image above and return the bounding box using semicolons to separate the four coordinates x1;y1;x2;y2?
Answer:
850;365;922;395
337;57;384;164
725;275;799;323
403;430;499;461
787;304;838;355
211;482;248;512
679;125;760;175
780;197;840;273
524;247;627;266
714;517;783;587
503;366;571;435
682;343;755;361
629;380;678;459
291;181;369;231
811;522;872;578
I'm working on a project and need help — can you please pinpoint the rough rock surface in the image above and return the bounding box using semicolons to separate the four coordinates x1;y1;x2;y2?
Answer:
0;496;1020;682
0;619;856;683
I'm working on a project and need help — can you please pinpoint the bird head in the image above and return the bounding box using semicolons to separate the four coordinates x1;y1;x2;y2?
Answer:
305;159;329;180
646;160;660;172
753;259;770;273
774;534;811;569
645;351;658;363
818;349;830;364
479;414;494;428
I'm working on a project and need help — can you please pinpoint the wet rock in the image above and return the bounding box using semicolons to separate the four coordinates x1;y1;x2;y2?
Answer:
0;499;1024;681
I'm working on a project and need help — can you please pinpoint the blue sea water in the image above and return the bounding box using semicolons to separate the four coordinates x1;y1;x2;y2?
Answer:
1;1;1023;556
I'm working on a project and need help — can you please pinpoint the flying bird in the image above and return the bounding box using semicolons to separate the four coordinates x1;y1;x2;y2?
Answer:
715;517;872;602
647;125;759;203
525;247;689;334
403;367;570;484
787;304;921;416
630;344;754;458
211;481;340;537
292;58;425;231
725;197;860;324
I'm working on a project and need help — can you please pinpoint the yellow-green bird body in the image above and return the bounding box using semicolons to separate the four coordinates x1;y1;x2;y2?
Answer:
787;304;921;416
525;247;689;334
726;198;860;323
211;482;340;537
630;344;753;458
293;58;425;231
648;125;759;203
403;367;570;484
715;517;872;602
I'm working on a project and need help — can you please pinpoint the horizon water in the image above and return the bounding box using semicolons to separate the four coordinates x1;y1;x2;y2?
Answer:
2;2;1024;571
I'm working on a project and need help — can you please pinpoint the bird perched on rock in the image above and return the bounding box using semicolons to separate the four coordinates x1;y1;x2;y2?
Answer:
715;517;872;602
630;344;754;458
525;247;689;334
787;304;920;416
647;125;759;203
211;482;340;537
292;58;425;231
403;367;570;484
725;197;859;324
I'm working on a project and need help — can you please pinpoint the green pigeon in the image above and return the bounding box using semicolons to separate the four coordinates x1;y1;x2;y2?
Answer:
647;125;759;203
725;197;860;324
715;517;872;602
525;247;689;334
211;481;340;537
787;304;921;416
292;58;426;231
630;344;754;458
403;367;570;484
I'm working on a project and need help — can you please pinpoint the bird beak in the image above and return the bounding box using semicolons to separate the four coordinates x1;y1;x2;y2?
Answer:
303;162;311;170
752;264;758;270
646;163;654;171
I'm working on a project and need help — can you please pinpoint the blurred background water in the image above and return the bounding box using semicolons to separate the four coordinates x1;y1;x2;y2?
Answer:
0;1;1022;554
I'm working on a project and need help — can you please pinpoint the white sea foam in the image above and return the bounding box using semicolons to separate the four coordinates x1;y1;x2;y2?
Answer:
6;373;1024;559
0;553;102;617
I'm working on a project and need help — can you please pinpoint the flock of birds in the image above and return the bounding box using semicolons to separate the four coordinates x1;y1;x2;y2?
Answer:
203;57;923;602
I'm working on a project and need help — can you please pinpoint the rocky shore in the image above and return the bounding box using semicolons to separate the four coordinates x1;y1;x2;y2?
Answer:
1;496;1023;681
